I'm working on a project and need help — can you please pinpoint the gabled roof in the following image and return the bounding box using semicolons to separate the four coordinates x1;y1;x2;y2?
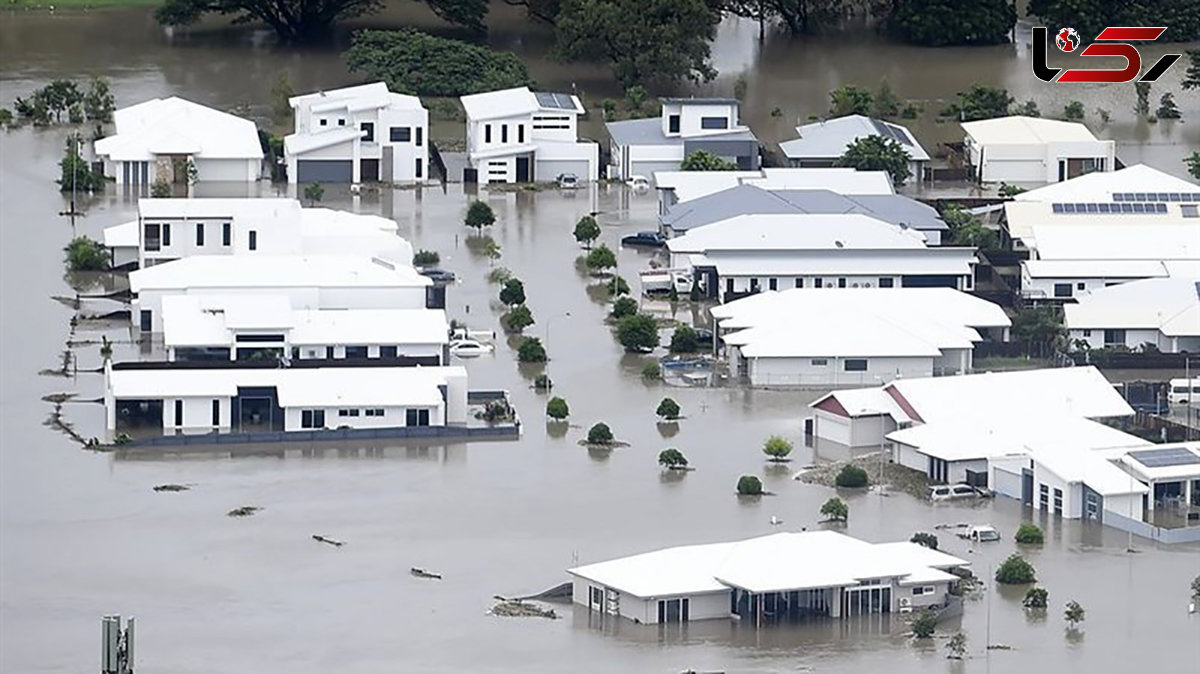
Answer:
1031;223;1200;261
666;213;929;254
605;117;757;147
130;256;430;293
104;220;139;248
1014;164;1200;203
654;168;895;203
284;127;363;155
1004;199;1200;246
722;311;965;359
460;87;582;121
289;82;423;113
1064;277;1200;336
780;114;930;161
961;115;1103;144
94;97;262;161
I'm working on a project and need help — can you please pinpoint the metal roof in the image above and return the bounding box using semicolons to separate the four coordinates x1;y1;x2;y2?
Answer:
779;115;930;161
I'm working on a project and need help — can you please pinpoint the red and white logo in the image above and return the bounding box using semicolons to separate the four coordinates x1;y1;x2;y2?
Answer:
1055;27;1080;52
1033;26;1182;84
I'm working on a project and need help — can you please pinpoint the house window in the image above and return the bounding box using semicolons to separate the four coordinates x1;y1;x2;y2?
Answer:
361;122;374;142
1053;283;1073;298
139;310;152;332
301;409;325;429
195;223;204;246
345;346;368;359
380;346;398;359
879;277;894;288
1076;282;1086;290
337;409;361;417
222;223;231;246
174;400;183;426
365;408;385;417
501;124;508;143
1039;483;1049;509
811;358;828;366
657;597;689;623
1103;329;1126;347
668;115;680;133
248;230;257;251
837;278;847;288
319;119;327;127
162;223;171;246
415;127;423;146
1082;330;1091;337
814;277;823;288
700;116;729;130
415;158;422;179
794;278;803;288
844;359;868;372
749;278;760;292
337;118;345;126
212;399;220;426
485;124;492;143
405;409;431;426
517;125;524;143
144;223;161;251
390;127;411;142
912;586;934;596
1053;487;1063;514
768;278;778;291
325;346;335;359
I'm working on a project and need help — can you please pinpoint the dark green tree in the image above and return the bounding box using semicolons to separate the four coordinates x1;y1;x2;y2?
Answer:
554;0;719;88
872;80;900;118
64;236;110;271
616;314;659;352
1011;306;1065;357
517;336;547;362
1015;523;1045;544
499;278;526;306
585;244;617;273
303;182;324;205
835;135;912;186
1183;50;1200;90
1062;101;1085;122
911;610;937;638
59;137;105;192
995;554;1036;584
0;108;12;128
465;200;496;230
1012;100;1041;117
610;296;638;319
345;29;532;96
658;448;688;469
950;84;1012;121
501;304;535;332
910;532;939;550
606;275;630;296
668;325;700;353
829;85;872;117
1134;82;1151;118
412;250;439;266
39;80;83;123
573;215;601;248
546;396;569;420
681;149;736;171
736;474;764;495
655;397;681;420
1023;587;1049;609
84;77;115;123
1028;0;1200;43
835;464;869;488
887;0;1015;46
820;497;848;522
941;204;998;248
587;422;614;444
156;0;382;42
1185;152;1200;181
1064;600;1085;629
1156;92;1182;120
725;0;848;36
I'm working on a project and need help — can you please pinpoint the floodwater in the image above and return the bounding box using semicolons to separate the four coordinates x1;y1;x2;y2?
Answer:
2;8;1199;673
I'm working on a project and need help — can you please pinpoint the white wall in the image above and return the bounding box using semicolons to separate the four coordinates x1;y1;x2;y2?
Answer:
972;138;1114;183
742;354;933;387
1030;460;1081;518
196;157;260;182
1020;271;1149;300
813;409;851;446
661;102;739;137
898;580;952;610
283;403;444;432
1103;492;1144;523
1067;327;1167;352
162;395;232;434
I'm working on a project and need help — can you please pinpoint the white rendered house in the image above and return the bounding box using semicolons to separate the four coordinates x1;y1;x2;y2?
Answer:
961;116;1114;185
779;115;930;183
93;97;263;186
606;98;760;182
459;87;598;184
285;82;428;184
1064;277;1200;353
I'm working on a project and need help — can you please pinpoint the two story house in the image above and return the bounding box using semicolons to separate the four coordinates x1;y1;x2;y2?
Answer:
606;98;760;183
285;82;428;184
459;87;599;184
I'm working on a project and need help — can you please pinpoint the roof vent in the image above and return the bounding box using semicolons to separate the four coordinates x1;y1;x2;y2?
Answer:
835;240;844;248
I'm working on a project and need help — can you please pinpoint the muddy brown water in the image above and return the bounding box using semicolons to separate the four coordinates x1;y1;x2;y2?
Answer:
2;9;1199;673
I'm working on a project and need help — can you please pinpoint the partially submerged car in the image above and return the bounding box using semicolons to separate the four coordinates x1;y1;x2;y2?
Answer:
626;175;651;191
556;173;579;189
620;230;666;248
959;525;1001;542
449;339;494;358
928;484;983;501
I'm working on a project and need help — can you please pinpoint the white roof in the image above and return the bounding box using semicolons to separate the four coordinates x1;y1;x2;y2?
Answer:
1004;200;1200;246
667;214;929;254
1015;164;1200;203
289;82;423;113
961;116;1102;144
139;197;301;220
94;97;263;161
108;366;462;408
810;387;913;422
290;309;449;346
569;531;968;598
1064;277;1200;336
713;288;1009;331
1035;446;1150;496
1031;223;1200;262
689;250;976;278
888;416;1148;463
130;256;430;293
655;168;894;203
779;115;930;162
1022;259;1171;280
459;87;583;121
161;294;295;346
1120;443;1200;482
104;220;139;248
723;310;974;359
284;127;363;155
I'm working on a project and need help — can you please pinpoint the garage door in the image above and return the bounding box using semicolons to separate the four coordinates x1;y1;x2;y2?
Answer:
992;468;1022;500
632;162;684;185
536;160;591;182
296;160;353;183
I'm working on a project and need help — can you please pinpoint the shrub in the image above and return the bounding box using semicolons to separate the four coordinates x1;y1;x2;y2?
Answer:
1064;600;1085;628
573;216;601;248
59;138;106;192
606;275;630;296
736;475;763;496
1192;575;1200;600
64;236;110;271
545;396;569;420
681;149;736;171
303;182;324;205
465;200;495;229
829;85;873;116
486;267;513;285
150;180;171;198
911;610;937;638
835;464;869;488
655;397;681;420
658;448;688;469
945;632;966;659
762;435;793;461
668;325;700;353
1062;100;1085;122
587;422;614;445
533;373;552;391
480;399;513;422
616;314;659;352
820;497;848;522
910;532;939;550
995;554;1036;585
412;249;440;266
641;361;661;380
499;278;526;306
502;304;534;333
1014;522;1044;545
585;244;617;273
1023;587;1048;609
516;337;547;363
610;296;638;319
344;29;531;97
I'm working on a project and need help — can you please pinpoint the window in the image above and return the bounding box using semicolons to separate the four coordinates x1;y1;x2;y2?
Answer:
337;409;361;417
319;119;327;127
144;223;161;251
912;586;934;596
657;597;689;623
517;125;524;144
212;399;220;426
222;223;231;246
174;400;183;426
700;116;729;130
1053;283;1073;298
345;346;368;359
668;115;680;133
390;126;411;143
380;346;398;359
879;277;894;288
501;124;508;143
1103;329;1126;346
405;409;431;426
844;359;868;372
794;278;803;288
1039;483;1049;509
811;359;828;366
325;346;335;359
139;310;152;332
365;408;385;417
837;278;847;288
195;223;204;246
301;409;325;429
415;127;423;147
361;122;374;142
814;277;823;288
485;124;492;143
1082;330;1091;337
162;223;171;246
1076;282;1086;290
768;278;778;291
337;118;345;126
1053;487;1063;514
749;278;760;292
415;158;422;179
248;230;257;251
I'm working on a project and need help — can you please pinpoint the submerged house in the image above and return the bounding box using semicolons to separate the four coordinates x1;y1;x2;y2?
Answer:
606;98;760;182
568;531;969;626
93;97;263;187
285;82;429;184
460;86;598;184
779;115;930;182
105;363;468;437
1063;277;1200;353
960;115;1114;185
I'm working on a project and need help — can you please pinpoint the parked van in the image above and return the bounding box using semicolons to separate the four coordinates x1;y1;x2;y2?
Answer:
1169;378;1200;405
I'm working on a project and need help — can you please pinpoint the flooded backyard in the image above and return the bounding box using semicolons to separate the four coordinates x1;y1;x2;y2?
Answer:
2;8;1199;673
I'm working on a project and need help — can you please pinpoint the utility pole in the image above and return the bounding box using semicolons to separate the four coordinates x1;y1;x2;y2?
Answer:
59;134;84;228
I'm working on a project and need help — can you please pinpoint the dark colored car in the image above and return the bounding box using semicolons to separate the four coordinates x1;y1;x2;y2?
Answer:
621;231;666;248
419;269;457;283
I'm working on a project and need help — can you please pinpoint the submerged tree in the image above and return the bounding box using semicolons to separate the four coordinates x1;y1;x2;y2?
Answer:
911;610;937;638
587;422;614;445
573;216;601;249
545;396;569;420
762;435;793;461
303;182;324;206
1023;587;1049;609
616;314;659;352
1064;600;1085;629
829;85;873;117
820;497;848;522
658;448;688;469
465;200;496;230
736;474;763;496
910;532;939;550
585;244;617;273
887;0;1015;46
64;236;110;271
655;397;681;420
945;631;967;659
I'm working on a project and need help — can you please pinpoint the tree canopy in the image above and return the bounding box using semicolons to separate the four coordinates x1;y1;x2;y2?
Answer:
499;278;526;306
659;448;688;469
829;85;872;117
345;29;531;96
465;200;496;229
820;497;848;521
681;149;736;171
947;84;1012;121
1029;0;1200;43
736;475;763;495
546;396;569;420
573;216;601;248
887;0;1015;46
763;435;793;461
995;553;1036;584
64;236;110;272
656;397;681;419
156;0;381;42
668;325;700;353
616;314;659;352
835;135;912;186
585;244;617;272
517;337;547;362
610;296;639;319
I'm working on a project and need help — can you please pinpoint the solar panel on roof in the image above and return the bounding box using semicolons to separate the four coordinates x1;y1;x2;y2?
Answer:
1052;202;1168;214
1052;203;1064;213
1098;203;1111;213
869;119;913;147
535;92;577;110
1128;447;1200;468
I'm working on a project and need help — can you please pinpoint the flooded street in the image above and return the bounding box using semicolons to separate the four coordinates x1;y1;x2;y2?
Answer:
3;8;1199;673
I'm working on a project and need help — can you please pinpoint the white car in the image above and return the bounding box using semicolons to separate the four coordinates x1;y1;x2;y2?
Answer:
959;525;1001;542
928;484;981;501
449;339;493;358
626;175;650;191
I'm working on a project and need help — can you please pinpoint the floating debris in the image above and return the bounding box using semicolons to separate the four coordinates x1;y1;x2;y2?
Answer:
489;598;557;619
152;484;190;492
411;567;442;580
794;453;929;498
313;535;344;547
227;506;261;517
